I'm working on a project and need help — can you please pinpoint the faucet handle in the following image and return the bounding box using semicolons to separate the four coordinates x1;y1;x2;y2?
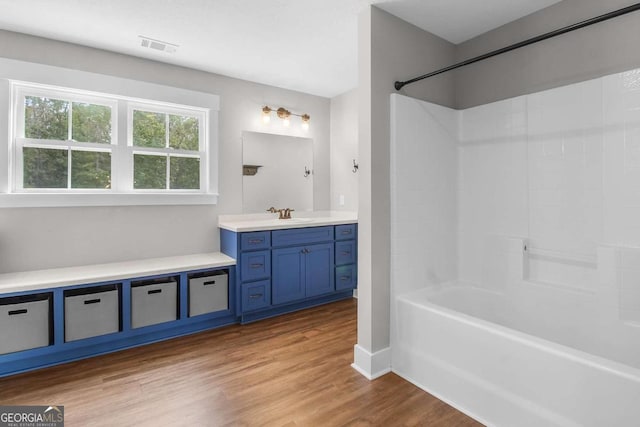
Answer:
266;207;278;213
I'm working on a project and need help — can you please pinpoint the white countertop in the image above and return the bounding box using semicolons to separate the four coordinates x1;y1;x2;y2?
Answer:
0;252;235;295
218;211;358;232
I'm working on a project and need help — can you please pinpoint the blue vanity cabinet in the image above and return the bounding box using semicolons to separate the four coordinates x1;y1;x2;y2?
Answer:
221;223;356;323
335;224;357;291
272;242;334;305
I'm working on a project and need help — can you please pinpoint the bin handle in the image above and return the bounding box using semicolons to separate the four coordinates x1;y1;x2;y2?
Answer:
8;309;28;315
148;289;162;295
84;299;101;305
203;280;217;286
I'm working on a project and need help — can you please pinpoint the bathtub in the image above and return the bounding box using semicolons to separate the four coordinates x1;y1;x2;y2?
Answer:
392;284;640;426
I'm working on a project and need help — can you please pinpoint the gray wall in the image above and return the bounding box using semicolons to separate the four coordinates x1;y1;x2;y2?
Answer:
0;30;331;273
455;0;640;108
330;89;358;211
357;6;455;356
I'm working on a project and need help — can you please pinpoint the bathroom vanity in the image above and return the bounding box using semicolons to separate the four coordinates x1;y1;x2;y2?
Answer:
219;212;357;323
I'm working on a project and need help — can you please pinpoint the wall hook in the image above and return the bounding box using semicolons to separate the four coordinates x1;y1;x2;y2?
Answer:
304;166;311;178
352;159;359;173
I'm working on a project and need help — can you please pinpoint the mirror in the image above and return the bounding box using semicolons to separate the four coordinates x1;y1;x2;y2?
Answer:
242;131;313;213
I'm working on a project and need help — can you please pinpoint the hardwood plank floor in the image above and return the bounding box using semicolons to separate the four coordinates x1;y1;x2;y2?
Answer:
0;299;481;426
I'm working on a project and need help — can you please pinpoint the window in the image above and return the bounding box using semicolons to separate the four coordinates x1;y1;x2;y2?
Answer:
130;106;203;190
17;90;115;191
6;80;215;206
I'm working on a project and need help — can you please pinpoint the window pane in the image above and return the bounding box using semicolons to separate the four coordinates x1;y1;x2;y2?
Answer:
71;151;111;189
72;103;112;144
169;115;199;151
170;156;200;189
133;110;166;148
24;96;69;140
134;154;166;189
23;147;68;188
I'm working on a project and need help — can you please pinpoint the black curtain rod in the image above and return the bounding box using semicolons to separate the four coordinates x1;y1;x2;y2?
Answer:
394;3;640;91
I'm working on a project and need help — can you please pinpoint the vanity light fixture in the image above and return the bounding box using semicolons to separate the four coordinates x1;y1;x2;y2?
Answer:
261;105;310;130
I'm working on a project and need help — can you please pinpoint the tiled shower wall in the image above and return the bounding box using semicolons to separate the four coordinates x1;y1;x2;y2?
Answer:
459;68;640;292
392;67;640;296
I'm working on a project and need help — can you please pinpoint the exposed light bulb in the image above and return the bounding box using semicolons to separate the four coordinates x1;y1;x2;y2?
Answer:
283;117;290;127
301;114;310;131
262;106;272;124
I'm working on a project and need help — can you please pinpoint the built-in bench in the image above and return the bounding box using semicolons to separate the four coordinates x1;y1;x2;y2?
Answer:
0;253;236;378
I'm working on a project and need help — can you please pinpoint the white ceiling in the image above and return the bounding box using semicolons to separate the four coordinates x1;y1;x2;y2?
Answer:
0;0;562;98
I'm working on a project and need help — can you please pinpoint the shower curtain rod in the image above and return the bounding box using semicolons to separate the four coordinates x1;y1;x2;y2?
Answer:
394;3;640;91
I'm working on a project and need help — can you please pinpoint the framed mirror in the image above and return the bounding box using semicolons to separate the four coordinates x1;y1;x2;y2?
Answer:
242;131;313;213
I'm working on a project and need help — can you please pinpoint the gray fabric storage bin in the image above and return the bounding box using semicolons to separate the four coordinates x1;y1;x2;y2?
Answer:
131;279;177;329
0;293;51;354
64;285;120;342
188;271;228;317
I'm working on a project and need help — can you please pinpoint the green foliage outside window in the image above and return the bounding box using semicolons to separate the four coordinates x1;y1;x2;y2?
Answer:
71;151;111;189
25;97;69;141
23;147;68;188
72;102;111;144
169;115;199;151
134;154;166;189
170;157;200;189
133;110;165;148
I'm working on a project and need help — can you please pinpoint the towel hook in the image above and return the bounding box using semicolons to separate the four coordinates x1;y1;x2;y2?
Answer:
352;159;359;173
304;166;311;178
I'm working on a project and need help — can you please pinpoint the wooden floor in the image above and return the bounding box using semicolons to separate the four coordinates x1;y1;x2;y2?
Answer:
0;299;481;426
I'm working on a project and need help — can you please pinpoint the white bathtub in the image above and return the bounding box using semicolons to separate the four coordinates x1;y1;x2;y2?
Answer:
393;284;640;426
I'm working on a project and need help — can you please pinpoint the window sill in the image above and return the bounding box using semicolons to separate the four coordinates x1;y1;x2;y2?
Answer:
0;192;219;208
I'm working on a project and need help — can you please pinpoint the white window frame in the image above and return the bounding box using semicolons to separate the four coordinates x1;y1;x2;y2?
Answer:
13;84;118;193
127;102;208;192
0;59;219;208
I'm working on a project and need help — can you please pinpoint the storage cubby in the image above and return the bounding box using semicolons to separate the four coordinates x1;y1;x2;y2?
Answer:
0;293;52;355
64;284;120;342
130;277;179;329
188;270;229;317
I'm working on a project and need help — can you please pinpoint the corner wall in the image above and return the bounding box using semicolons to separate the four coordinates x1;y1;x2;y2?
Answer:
354;6;455;378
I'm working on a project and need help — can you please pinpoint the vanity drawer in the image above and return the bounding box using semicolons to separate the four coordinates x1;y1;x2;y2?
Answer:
241;250;271;281
241;231;271;251
336;265;357;291
241;280;271;312
335;240;356;266
335;224;357;240
272;226;333;247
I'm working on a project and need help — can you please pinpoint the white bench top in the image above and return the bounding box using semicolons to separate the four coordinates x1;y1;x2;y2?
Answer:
0;252;235;295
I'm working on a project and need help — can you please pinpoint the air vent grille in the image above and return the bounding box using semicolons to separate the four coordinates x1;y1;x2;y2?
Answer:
138;36;178;53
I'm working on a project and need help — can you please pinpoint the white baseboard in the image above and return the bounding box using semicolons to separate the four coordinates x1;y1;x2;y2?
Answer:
351;344;391;380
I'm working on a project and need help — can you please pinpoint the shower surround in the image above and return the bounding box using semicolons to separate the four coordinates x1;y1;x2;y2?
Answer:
390;68;640;425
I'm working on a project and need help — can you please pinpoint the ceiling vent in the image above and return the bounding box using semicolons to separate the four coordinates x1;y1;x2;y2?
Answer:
139;36;178;53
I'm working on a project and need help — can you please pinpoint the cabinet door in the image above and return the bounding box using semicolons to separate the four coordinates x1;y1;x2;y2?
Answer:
272;247;306;305
305;243;334;297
